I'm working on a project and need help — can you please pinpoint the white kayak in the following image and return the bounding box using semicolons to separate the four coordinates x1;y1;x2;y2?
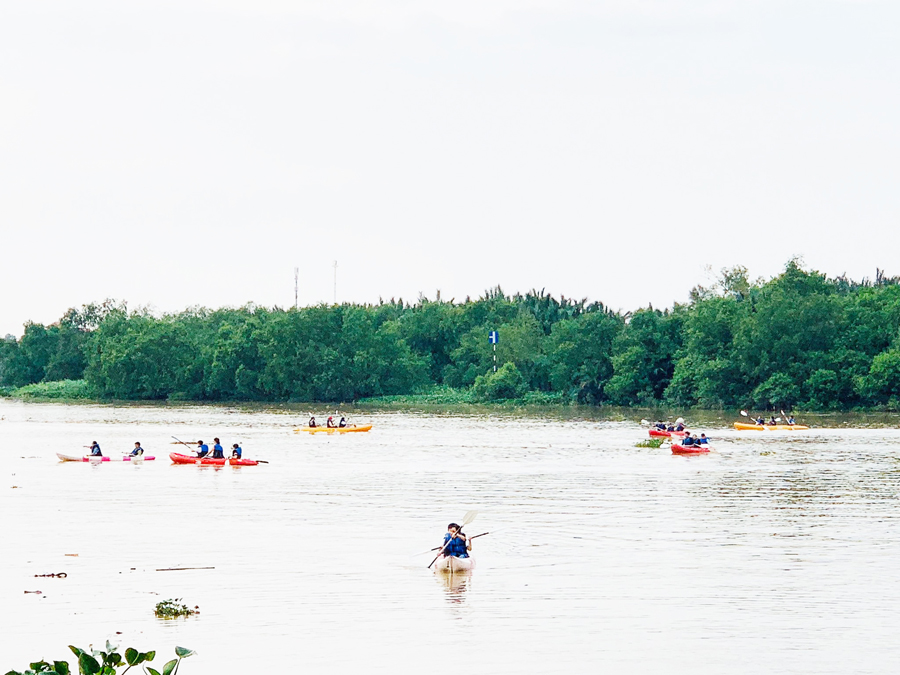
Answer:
56;453;155;462
432;555;475;573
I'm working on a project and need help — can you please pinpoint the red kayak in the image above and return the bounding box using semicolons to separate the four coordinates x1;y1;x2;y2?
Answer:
649;429;687;438
170;452;225;466
169;453;258;466
671;443;711;455
228;457;259;466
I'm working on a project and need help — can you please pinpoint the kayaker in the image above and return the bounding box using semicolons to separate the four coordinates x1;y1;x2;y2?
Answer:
326;416;336;428
441;523;470;559
768;416;777;426
698;434;709;445
681;433;695;446
196;441;210;458
755;417;765;425
231;443;242;459
655;421;667;431
212;438;225;459
338;416;348;428
129;442;144;457
675;422;685;432
87;441;102;457
787;416;796;425
666;424;675;432
308;416;317;428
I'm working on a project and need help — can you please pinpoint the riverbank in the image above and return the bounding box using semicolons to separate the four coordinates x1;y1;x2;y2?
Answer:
5;379;900;417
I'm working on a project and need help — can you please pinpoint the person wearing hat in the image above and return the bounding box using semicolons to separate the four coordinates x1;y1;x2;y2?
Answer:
326;416;336;428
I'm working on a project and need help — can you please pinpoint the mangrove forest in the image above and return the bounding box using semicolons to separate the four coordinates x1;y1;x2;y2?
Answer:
3;260;900;411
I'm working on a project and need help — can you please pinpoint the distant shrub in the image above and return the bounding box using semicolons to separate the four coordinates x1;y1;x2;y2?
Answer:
14;379;95;400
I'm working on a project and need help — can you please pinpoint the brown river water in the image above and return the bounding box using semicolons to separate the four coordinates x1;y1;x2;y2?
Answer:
2;400;899;673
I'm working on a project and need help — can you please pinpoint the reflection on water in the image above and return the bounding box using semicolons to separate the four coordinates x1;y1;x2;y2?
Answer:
435;570;472;603
2;399;900;674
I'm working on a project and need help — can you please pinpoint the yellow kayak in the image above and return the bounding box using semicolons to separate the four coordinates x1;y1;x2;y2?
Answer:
294;424;373;434
733;422;809;431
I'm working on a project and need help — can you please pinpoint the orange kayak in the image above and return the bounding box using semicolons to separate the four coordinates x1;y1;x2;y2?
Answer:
294;424;372;434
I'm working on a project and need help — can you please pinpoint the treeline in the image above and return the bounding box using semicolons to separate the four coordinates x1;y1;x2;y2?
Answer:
3;261;900;410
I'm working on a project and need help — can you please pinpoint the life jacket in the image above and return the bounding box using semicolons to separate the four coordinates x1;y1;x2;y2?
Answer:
309;418;316;428
443;534;469;558
682;437;694;446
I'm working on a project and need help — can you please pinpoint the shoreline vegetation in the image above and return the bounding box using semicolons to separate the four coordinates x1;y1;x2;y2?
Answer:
4;260;900;413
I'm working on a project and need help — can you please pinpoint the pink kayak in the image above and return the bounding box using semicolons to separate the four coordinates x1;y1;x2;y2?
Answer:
57;453;156;462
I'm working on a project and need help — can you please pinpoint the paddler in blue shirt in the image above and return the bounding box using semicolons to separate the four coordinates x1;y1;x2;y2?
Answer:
212;438;225;459
196;440;209;458
87;441;102;457
129;442;144;456
442;523;470;558
231;443;242;459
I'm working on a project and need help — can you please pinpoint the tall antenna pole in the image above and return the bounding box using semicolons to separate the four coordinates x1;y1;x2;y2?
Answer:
333;260;338;305
294;267;299;309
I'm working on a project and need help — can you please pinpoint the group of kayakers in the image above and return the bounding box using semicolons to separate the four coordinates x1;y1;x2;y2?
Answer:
753;415;796;425
653;420;686;432
679;432;710;447
194;438;242;459
308;415;348;428
84;441;146;457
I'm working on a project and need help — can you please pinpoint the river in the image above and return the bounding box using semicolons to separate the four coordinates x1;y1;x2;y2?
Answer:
2;400;899;673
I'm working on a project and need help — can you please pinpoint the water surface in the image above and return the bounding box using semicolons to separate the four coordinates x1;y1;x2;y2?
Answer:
2;400;899;673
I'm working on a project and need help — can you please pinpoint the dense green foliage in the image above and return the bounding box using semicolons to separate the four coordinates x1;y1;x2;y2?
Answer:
4;262;900;410
5;642;193;675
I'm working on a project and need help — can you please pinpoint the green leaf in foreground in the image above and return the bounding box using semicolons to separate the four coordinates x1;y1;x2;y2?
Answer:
174;648;194;658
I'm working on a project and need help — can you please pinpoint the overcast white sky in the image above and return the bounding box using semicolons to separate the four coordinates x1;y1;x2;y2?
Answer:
1;0;898;336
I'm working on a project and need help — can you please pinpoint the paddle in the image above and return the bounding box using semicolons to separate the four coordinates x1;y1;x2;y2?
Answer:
172;435;212;460
428;510;478;569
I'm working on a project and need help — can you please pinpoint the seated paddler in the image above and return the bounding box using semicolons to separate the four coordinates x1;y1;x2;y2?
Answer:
442;523;470;558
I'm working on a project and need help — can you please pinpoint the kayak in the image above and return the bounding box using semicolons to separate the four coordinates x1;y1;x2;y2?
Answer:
57;453;156;462
169;453;259;466
169;453;226;466
649;429;687;438
229;457;259;466
295;424;373;434
432;555;475;573
733;423;809;431
671;443;711;455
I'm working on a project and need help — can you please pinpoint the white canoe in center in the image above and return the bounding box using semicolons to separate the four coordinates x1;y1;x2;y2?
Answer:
433;555;475;573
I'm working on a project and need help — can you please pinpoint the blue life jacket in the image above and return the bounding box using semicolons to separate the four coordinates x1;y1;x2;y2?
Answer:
443;533;469;558
698;437;708;445
232;446;242;458
90;443;102;456
130;447;143;456
682;437;695;446
213;444;224;458
197;444;209;457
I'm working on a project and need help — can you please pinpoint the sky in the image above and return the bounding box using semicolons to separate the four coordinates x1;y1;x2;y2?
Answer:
1;0;898;336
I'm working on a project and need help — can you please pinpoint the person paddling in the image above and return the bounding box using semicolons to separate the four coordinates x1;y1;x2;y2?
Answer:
129;442;144;457
86;441;102;457
787;416;796;425
338;416;347;428
441;523;471;559
326;416;336;428
698;434;709;445
196;440;210;458
212;438;225;459
308;416;317;428
755;416;765;425
681;433;695;446
768;416;777;426
231;443;242;459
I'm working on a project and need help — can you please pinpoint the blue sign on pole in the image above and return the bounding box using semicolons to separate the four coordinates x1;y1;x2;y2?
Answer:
488;330;499;345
